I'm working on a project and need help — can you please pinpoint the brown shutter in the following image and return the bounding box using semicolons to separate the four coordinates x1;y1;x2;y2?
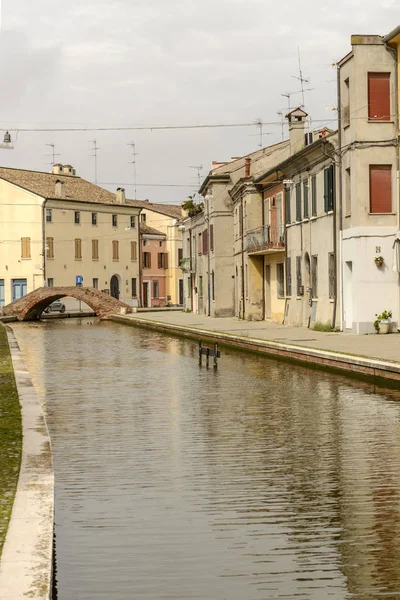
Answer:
164;253;168;269
158;252;162;268
370;166;392;213
148;252;151;269
46;237;54;259
210;224;214;251
75;239;82;259
131;241;137;261
112;240;119;260
368;73;390;121
92;239;99;260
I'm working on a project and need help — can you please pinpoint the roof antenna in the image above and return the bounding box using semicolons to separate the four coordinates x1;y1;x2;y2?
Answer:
291;47;309;108
45;144;61;168
127;142;138;200
189;165;203;188
90;140;100;184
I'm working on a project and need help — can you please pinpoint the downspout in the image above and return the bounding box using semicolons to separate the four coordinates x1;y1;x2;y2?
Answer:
138;209;142;307
41;199;48;286
207;192;211;316
189;227;194;312
241;192;245;320
261;189;266;320
337;62;344;332
322;139;339;330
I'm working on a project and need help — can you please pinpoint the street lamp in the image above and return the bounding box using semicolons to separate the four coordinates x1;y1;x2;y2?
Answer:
0;131;14;150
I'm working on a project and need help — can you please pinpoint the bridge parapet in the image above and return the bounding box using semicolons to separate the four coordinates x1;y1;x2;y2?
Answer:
2;287;133;321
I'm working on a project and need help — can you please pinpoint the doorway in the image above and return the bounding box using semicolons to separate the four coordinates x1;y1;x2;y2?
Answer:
178;279;184;306
110;275;120;299
265;264;271;319
143;282;150;308
344;261;353;330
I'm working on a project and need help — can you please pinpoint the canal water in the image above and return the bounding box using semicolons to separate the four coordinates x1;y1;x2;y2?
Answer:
12;319;400;600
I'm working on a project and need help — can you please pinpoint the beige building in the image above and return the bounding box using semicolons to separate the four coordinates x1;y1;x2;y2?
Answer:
129;200;184;305
0;164;141;308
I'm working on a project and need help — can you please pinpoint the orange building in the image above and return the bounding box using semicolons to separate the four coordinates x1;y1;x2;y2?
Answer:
140;223;168;308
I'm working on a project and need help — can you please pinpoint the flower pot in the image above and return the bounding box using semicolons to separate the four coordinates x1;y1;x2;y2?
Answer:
375;259;384;268
379;320;391;334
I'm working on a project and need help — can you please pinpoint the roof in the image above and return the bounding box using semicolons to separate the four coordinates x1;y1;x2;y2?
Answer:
140;223;165;237
0;166;135;207
126;199;182;220
384;26;400;43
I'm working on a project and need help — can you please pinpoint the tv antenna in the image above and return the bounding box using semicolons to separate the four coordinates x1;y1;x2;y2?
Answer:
281;87;314;111
291;47;310;108
45;144;61;167
189;165;203;187
277;112;285;141
127;142;138;200
90;140;100;184
251;118;271;148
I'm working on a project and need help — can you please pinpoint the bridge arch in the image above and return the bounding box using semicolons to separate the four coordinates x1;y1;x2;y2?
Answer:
2;287;133;321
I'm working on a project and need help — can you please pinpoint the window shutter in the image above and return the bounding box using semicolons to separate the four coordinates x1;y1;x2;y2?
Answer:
370;165;392;213
46;237;54;259
131;241;137;261
296;184;301;221
210;224;214;251
368;73;390;121
285;188;291;224
148;253;151;269
164;253;168;269
311;176;317;216
158;253;162;268
327;165;334;211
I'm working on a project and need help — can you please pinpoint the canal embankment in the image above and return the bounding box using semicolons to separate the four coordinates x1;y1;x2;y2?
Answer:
112;312;400;386
0;325;54;599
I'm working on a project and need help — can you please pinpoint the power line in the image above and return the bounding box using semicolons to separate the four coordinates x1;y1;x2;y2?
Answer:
98;182;195;188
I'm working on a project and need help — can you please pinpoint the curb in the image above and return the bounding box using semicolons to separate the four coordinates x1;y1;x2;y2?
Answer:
112;315;400;386
0;327;54;599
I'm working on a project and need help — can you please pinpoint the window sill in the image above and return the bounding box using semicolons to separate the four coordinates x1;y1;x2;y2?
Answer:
47;258;54;261
92;224;98;227
21;258;32;261
310;215;317;220
74;223;81;226
368;119;393;124
92;258;99;261
112;259;120;262
345;214;351;218
75;258;82;261
131;259;138;262
302;217;310;222
368;212;395;216
343;123;351;130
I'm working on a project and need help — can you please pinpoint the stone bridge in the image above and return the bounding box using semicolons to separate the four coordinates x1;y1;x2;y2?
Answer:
2;287;133;321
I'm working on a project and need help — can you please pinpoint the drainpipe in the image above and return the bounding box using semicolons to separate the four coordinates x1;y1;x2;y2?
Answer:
337;62;344;332
189;228;194;312
261;189;266;320
41;199;48;287
206;191;211;316
138;210;142;307
241;192;245;320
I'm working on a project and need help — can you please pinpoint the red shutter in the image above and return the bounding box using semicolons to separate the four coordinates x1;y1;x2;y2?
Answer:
368;73;390;120
370;166;392;213
210;224;214;251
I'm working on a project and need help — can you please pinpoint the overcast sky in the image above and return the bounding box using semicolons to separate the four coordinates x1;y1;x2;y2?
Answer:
0;0;398;203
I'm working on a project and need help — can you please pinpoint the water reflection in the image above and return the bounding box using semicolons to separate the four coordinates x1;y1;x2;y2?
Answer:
12;319;400;600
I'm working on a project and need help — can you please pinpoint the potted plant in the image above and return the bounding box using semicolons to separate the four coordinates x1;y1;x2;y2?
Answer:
375;256;384;268
374;310;392;334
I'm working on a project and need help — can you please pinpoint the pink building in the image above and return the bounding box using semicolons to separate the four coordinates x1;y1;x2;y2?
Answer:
140;224;168;308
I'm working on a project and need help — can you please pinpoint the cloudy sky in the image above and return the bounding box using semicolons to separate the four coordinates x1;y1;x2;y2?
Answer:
0;0;397;203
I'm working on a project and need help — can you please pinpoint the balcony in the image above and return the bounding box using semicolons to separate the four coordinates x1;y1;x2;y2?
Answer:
246;224;285;255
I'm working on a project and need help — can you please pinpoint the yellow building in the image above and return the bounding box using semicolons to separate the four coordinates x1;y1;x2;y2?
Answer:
129;200;184;305
0;164;141;308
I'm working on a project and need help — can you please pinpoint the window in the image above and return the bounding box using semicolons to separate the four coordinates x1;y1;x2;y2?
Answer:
296;183;302;221
199;276;203;298
285;187;291;224
328;253;335;299
153;281;159;298
345;168;351;216
92;212;97;225
343;78;350;127
112;240;119;260
21;237;31;259
74;211;80;224
143;239;149;247
198;233;202;254
311;175;317;216
212;270;215;300
141;213;146;223
0;280;4;308
210;224;214;251
112;214;118;227
370;165;392;213
46;237;54;259
92;239;99;260
93;278;98;289
75;238;82;259
46;209;52;223
143;252;151;268
285;257;292;296
202;230;208;255
277;263;285;298
324;165;334;212
303;180;309;219
296;256;302;296
131;241;137;261
47;278;54;288
158;253;168;269
178;248;183;266
311;255;318;298
188;277;191;299
132;278;137;297
130;215;136;228
159;241;163;247
368;72;390;121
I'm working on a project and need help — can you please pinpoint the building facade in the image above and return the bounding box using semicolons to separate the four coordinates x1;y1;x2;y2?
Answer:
338;35;398;333
140;224;167;308
0;164;141;308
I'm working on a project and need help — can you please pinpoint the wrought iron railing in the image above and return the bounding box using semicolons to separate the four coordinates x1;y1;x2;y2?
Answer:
246;224;285;253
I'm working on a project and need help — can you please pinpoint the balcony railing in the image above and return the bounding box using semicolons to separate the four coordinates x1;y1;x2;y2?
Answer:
246;224;285;254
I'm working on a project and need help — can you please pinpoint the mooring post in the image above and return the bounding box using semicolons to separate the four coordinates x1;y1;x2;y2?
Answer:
198;340;202;366
206;347;210;369
214;343;218;369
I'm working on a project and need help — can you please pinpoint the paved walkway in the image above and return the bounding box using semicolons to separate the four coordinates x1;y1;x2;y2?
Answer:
125;311;400;365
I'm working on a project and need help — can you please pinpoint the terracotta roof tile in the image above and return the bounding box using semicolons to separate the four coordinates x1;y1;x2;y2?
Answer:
126;199;182;220
140;223;165;236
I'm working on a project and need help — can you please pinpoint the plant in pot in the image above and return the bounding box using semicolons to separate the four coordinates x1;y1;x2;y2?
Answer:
374;310;392;334
375;256;384;268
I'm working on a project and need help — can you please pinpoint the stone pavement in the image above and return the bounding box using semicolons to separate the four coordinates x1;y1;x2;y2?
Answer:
126;311;400;365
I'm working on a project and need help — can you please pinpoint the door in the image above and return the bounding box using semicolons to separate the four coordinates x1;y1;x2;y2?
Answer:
12;279;27;302
110;275;119;299
178;279;184;306
344;261;353;330
143;282;149;308
265;264;271;319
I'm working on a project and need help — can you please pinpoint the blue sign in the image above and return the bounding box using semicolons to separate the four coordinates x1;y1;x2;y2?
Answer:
76;275;83;285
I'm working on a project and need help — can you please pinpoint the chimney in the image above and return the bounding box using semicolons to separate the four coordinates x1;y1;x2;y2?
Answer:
286;108;308;155
181;203;189;218
62;164;76;176
245;157;251;178
52;163;63;175
116;188;126;203
55;179;66;199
